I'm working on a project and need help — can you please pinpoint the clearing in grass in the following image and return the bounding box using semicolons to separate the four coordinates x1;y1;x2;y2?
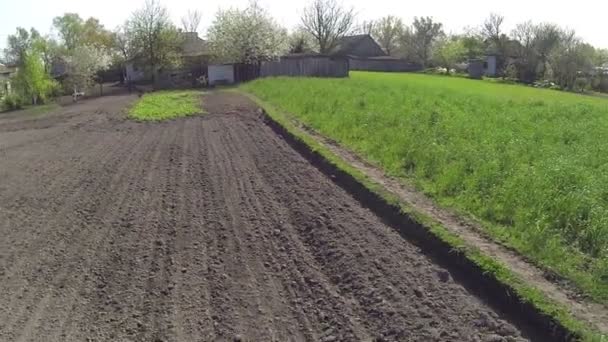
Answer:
129;90;203;121
242;71;608;303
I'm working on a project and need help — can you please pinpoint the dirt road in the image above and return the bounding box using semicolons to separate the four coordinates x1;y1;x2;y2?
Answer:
0;92;528;341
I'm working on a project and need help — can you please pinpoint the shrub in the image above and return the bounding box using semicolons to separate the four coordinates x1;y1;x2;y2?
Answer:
574;77;589;93
2;93;24;110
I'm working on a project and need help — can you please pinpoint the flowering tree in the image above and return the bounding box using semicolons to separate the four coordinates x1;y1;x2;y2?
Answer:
207;2;288;64
64;44;111;93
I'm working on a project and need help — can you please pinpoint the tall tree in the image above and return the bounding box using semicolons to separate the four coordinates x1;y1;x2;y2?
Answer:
208;1;287;63
359;20;375;35
181;9;202;32
52;14;114;57
482;13;504;43
33;36;59;74
288;29;315;54
4;28;41;65
460;31;485;59
594;48;608;67
82;17;114;49
111;25;135;82
510;21;539;81
481;13;511;76
532;23;562;79
403;17;444;67
64;44;111;92
433;36;466;74
12;51;57;104
372;16;403;55
127;0;182;80
53;13;85;51
549;30;594;90
301;0;356;53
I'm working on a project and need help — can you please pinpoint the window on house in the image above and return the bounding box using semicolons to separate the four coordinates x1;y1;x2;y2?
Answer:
483;62;488;69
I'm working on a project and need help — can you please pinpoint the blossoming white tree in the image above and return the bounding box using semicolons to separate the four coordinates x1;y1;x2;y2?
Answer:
65;44;111;93
207;1;288;64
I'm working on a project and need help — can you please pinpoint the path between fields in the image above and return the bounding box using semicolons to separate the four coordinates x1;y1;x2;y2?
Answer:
0;92;530;341
267;94;608;334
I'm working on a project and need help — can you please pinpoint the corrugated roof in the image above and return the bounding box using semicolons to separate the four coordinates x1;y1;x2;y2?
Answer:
330;34;370;55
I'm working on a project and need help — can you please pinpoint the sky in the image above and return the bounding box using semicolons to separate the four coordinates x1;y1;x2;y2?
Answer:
1;0;607;51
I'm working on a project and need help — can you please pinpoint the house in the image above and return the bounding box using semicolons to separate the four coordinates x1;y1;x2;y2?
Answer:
126;31;210;84
330;35;422;73
329;34;387;58
0;63;18;98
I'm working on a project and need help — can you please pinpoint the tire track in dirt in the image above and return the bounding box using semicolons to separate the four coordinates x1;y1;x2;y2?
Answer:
0;92;529;341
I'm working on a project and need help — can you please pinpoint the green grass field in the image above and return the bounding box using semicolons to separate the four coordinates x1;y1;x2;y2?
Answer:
129;90;202;121
242;71;608;302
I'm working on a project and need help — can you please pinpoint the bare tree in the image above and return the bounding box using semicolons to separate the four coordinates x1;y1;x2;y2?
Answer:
401;16;444;67
481;13;512;76
301;0;356;54
359;20;375;35
128;0;182;81
549;29;594;90
510;21;538;81
181;9;202;32
533;23;561;78
482;13;504;42
372;16;403;55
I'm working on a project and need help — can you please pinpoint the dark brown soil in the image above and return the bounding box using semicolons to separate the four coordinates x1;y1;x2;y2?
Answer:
0;92;528;341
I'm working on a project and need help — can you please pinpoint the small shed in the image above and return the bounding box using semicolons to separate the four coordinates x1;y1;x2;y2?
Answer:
468;59;484;79
485;54;498;77
208;64;235;85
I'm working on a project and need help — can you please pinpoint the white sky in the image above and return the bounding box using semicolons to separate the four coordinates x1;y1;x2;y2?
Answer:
1;0;607;50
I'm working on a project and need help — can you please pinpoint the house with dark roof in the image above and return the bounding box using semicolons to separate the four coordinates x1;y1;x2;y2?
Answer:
329;35;422;73
329;34;387;58
126;31;210;83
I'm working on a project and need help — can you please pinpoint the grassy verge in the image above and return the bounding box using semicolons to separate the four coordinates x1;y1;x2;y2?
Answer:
241;72;608;304
240;90;604;341
128;90;203;121
0;102;59;115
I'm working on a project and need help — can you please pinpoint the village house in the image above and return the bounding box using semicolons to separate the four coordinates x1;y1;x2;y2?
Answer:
126;31;210;85
329;34;387;58
0;63;18;99
330;34;421;72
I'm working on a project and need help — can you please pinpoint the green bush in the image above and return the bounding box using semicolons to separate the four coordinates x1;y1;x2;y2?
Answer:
2;93;24;110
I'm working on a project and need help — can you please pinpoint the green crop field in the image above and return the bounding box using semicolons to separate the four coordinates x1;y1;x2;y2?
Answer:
242;71;608;302
129;90;202;121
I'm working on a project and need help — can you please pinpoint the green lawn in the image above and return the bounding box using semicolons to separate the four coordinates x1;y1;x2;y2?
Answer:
128;90;202;121
242;71;608;302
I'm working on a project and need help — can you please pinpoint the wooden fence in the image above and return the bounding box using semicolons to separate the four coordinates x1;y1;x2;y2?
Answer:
234;63;260;82
261;56;349;78
348;57;422;73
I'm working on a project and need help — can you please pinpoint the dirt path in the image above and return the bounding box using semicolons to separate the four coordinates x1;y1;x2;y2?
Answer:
0;92;528;341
